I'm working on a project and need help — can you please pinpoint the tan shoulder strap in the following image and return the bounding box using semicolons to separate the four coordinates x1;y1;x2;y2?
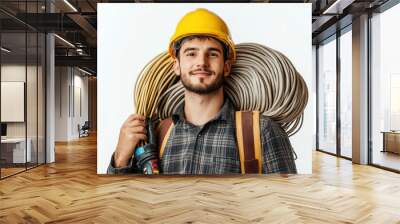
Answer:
156;118;174;160
235;111;262;174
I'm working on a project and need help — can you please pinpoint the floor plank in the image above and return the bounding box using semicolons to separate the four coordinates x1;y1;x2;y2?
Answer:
0;134;399;223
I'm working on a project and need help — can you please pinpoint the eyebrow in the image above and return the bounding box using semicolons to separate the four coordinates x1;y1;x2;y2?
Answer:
183;47;222;54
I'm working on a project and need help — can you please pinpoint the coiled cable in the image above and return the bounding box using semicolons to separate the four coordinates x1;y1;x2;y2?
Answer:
134;43;308;136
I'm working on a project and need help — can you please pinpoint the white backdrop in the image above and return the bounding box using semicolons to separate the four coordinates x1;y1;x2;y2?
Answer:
98;3;313;174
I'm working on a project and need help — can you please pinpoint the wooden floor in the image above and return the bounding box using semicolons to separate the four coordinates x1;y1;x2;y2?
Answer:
1;167;26;178
1;135;400;223
1;163;43;178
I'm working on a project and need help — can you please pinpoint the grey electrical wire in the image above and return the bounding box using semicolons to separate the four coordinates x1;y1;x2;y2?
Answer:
134;43;308;136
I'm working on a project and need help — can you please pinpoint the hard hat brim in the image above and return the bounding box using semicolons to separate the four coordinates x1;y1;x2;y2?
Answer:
168;33;236;61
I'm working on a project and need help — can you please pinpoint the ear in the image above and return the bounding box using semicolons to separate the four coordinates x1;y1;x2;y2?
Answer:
223;60;232;77
173;58;181;76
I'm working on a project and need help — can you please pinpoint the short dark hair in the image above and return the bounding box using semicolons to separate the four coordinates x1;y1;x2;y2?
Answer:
173;35;230;61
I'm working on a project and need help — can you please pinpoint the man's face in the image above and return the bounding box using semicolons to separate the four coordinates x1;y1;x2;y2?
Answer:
173;37;231;94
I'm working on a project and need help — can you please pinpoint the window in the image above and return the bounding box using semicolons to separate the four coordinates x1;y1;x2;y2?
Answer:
339;28;352;158
0;1;47;179
317;36;337;155
370;2;400;171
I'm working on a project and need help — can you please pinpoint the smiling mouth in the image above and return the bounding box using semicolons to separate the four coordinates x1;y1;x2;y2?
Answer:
191;71;212;77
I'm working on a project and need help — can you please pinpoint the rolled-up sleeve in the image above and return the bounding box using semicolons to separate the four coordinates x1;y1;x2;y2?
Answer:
107;152;140;174
260;116;297;174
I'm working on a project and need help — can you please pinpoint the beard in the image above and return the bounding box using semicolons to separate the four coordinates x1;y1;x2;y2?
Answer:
180;69;225;95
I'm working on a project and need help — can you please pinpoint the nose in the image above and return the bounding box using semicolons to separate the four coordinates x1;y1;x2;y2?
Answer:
195;53;209;69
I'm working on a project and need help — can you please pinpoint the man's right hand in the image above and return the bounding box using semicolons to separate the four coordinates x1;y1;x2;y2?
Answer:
114;114;148;167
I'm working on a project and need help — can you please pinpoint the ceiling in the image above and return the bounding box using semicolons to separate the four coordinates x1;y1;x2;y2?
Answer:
0;0;393;75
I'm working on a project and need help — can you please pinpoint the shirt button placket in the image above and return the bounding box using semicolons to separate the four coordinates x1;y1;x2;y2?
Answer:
189;129;201;173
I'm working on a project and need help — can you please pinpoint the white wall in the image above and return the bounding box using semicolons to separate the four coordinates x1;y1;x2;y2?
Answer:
74;72;89;133
55;67;68;141
98;3;313;174
55;67;89;141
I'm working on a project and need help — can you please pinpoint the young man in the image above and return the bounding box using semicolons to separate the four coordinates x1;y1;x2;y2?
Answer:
108;8;297;175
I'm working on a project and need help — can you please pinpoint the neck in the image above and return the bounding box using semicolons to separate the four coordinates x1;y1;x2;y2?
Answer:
184;88;225;126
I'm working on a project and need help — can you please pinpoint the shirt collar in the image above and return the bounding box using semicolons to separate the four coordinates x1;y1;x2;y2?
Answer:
172;98;235;124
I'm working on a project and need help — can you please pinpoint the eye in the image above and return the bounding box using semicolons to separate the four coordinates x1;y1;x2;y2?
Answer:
209;52;220;57
186;52;196;57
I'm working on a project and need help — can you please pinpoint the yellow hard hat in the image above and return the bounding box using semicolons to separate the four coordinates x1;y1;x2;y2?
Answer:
169;8;236;61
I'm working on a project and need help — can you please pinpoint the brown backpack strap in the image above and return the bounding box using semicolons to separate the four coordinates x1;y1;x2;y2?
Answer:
156;118;174;160
252;112;262;173
235;111;262;174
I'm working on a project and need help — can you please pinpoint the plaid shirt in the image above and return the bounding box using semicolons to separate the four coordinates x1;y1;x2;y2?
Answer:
108;99;297;175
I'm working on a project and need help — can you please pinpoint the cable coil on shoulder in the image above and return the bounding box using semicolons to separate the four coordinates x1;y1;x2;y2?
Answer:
134;43;308;136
